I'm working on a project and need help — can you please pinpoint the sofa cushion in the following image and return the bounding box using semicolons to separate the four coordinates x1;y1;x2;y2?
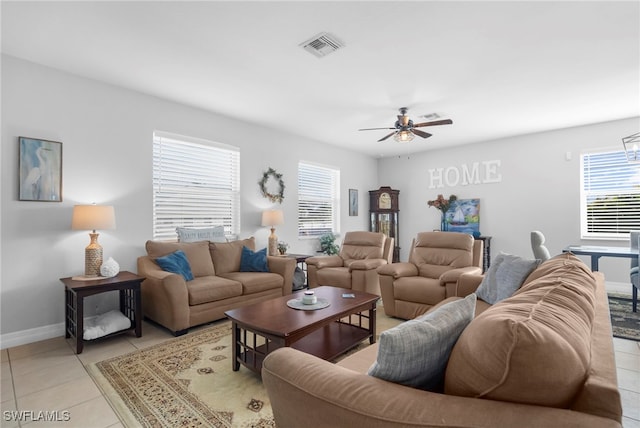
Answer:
146;240;215;277
210;237;255;274
240;246;269;272
367;293;476;391
186;276;242;305
444;253;596;408
176;226;227;243
219;272;284;295
475;252;540;304
154;250;194;281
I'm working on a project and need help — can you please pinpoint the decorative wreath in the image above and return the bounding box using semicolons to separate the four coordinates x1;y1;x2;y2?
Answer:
259;167;285;204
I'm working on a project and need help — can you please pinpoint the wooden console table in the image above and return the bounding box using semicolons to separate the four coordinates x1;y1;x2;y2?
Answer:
60;271;144;354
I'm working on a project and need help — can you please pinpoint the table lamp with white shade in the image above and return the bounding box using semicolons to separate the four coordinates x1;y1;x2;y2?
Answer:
262;209;284;256
72;204;116;277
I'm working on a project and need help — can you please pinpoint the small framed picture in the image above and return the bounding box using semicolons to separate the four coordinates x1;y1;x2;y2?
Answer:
349;189;358;216
19;137;63;202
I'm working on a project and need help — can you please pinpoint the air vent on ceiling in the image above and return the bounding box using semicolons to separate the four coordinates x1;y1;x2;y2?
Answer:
300;32;344;58
420;112;442;120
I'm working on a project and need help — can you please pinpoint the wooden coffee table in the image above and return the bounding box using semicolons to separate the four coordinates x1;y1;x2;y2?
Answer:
224;286;379;373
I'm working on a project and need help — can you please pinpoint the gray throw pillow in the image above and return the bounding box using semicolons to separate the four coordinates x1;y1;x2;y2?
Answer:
476;252;541;304
367;293;476;391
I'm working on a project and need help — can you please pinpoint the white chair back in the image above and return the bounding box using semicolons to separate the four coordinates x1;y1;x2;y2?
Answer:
530;231;551;261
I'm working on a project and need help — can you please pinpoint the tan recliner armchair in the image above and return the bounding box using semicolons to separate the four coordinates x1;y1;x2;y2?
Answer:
306;231;394;295
378;231;483;319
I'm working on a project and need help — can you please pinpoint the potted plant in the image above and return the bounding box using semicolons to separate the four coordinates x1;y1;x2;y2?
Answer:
319;233;339;255
277;241;289;255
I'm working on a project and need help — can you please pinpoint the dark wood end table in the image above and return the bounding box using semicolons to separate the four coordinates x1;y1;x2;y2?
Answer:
283;253;313;290
225;286;378;374
60;271;144;354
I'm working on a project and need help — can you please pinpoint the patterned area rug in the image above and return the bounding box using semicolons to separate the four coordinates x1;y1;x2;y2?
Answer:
88;321;274;427
608;295;640;341
88;311;403;428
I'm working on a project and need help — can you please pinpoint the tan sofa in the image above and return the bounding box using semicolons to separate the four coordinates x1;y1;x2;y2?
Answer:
137;237;295;335
306;231;393;295
378;231;483;319
262;253;622;428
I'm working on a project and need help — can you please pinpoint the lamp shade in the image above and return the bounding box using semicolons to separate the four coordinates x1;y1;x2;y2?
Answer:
72;205;116;231
261;209;284;227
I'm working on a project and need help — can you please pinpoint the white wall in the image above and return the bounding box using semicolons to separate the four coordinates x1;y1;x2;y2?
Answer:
0;55;376;346
378;116;640;281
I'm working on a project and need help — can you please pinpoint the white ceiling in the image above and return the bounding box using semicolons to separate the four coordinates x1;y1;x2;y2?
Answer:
2;1;639;157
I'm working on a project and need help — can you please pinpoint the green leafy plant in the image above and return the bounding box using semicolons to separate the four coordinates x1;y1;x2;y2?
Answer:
319;233;339;255
277;241;289;255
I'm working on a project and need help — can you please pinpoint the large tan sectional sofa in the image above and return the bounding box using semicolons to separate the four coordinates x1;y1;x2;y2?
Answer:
137;237;295;335
262;253;623;427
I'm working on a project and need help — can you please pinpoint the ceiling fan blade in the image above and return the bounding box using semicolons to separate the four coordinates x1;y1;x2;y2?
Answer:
411;129;432;139
378;132;396;142
359;127;396;131
413;119;453;127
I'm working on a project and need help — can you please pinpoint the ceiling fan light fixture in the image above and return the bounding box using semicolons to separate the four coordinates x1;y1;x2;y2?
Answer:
394;130;415;142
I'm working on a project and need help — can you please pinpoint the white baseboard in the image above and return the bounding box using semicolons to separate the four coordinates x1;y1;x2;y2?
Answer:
605;280;634;295
1;322;65;350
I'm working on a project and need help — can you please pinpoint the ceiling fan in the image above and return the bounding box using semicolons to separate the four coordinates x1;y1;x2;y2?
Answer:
359;107;453;142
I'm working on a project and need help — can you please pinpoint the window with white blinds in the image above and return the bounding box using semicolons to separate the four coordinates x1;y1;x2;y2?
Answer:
580;148;640;239
298;162;340;237
152;131;240;241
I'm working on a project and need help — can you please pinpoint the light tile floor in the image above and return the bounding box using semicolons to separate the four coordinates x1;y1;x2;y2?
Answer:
1;318;639;427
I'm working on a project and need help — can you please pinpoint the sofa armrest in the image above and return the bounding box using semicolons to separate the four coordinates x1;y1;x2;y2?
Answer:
349;258;387;271
439;266;483;286
137;256;190;333
267;256;296;295
306;255;344;269
262;347;620;428
377;262;418;278
456;273;484;297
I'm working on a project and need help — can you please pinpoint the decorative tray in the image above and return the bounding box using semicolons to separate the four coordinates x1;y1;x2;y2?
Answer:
286;297;330;311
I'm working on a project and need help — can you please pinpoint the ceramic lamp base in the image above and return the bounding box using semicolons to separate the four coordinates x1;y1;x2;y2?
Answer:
85;232;103;276
268;228;278;256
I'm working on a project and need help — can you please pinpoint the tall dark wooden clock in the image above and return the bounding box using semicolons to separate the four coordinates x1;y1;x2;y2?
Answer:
369;186;400;262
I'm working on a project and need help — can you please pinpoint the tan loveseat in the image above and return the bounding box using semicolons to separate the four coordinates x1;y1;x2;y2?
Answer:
137;237;295;335
306;231;394;295
262;253;622;428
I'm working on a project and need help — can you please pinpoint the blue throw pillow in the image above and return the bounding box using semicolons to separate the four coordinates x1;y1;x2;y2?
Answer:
240;246;269;272
155;250;194;281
